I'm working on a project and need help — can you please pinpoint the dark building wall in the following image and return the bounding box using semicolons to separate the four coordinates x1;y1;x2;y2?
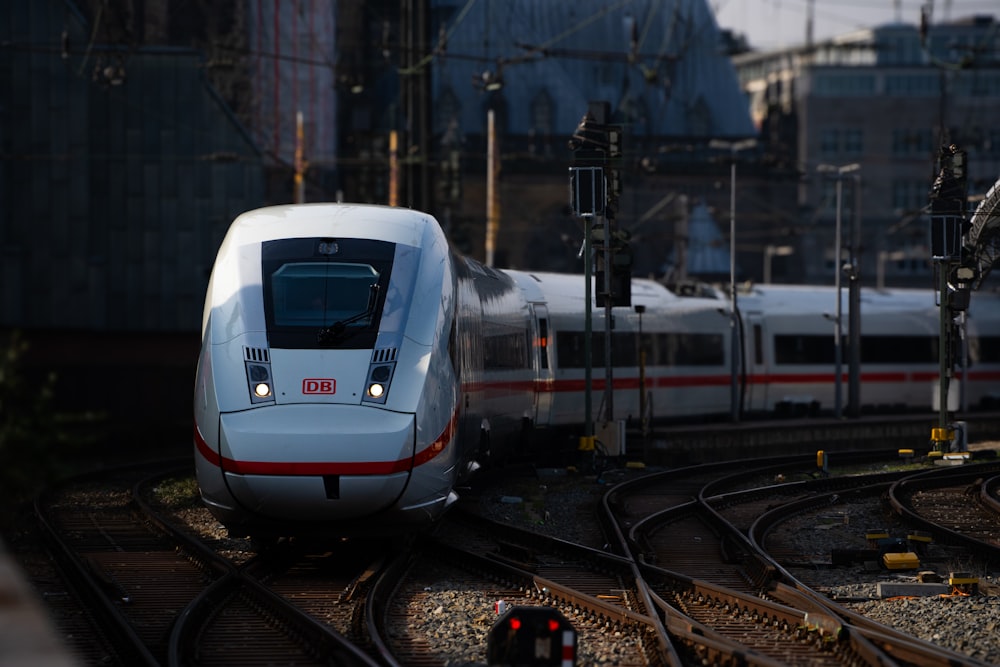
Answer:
1;1;265;440
1;1;264;332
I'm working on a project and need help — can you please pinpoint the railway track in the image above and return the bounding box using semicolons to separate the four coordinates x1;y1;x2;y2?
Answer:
28;462;379;666
373;527;671;666
888;464;1000;559
614;459;898;664
747;461;1000;665
10;444;1000;666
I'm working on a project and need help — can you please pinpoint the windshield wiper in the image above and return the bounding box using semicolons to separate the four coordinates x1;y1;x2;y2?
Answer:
316;284;379;346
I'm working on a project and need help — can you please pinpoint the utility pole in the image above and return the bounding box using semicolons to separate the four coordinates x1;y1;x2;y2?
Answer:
388;130;399;206
847;171;862;418
817;163;861;419
294;111;307;204
569;110;604;457
710;138;757;423
928;143;970;456
485;110;499;267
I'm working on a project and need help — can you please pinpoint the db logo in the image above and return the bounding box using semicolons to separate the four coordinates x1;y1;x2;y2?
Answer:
302;378;336;394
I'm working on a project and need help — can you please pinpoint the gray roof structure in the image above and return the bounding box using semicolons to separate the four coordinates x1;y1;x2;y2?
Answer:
666;201;732;277
432;0;756;139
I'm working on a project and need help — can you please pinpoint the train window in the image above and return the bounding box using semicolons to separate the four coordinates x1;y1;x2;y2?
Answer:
861;335;937;364
484;329;530;369
555;332;629;368
555;332;723;368
774;335;833;364
753;324;763;365
775;334;943;365
270;263;378;328
651;333;726;366
537;318;549;370
974;336;1000;363
261;237;395;349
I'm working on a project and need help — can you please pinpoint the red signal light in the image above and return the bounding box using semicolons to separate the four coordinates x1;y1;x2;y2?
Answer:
487;606;577;665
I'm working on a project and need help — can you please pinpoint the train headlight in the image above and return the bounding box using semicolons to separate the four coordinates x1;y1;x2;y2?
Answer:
362;362;395;404
245;361;275;404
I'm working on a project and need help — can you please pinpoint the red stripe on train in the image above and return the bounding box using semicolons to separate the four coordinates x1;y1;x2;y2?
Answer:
194;411;458;477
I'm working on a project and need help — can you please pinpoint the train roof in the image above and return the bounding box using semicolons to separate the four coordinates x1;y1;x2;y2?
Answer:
222;203;442;248
503;270;723;316
737;283;942;314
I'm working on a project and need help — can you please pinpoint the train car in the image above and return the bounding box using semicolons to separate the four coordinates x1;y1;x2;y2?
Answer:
195;203;1000;539
504;271;733;430
525;280;1000;428
737;284;1000;415
193;203;533;539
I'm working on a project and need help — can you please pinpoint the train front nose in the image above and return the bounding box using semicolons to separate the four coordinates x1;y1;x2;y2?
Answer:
216;404;415;522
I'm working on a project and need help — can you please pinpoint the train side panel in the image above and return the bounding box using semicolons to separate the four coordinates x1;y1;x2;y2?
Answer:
738;285;1000;414
511;272;732;427
454;259;536;465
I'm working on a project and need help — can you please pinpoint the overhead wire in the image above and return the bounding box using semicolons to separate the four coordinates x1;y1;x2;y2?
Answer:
76;0;103;76
398;0;479;75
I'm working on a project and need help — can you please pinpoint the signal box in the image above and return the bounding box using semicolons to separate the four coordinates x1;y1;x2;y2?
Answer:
487;606;577;666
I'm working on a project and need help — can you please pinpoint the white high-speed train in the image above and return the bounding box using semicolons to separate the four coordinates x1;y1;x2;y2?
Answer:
193;203;1000;539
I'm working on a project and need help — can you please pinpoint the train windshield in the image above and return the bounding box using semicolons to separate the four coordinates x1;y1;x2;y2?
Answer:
262;237;395;349
272;263;379;340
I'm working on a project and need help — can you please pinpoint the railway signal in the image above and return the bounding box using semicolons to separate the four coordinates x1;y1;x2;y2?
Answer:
487;606;577;666
568;100;631;456
593;224;632;308
929;144;968;260
568;102;630;305
569;166;605;218
928;143;970;455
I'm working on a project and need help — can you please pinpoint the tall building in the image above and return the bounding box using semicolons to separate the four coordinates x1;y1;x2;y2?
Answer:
733;14;1000;287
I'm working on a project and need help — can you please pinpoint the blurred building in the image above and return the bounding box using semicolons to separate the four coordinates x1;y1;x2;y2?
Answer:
1;0;265;332
733;14;1000;288
6;1;997;437
335;0;760;280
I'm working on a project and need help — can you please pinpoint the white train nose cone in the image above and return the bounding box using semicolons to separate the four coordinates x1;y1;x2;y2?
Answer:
217;404;416;521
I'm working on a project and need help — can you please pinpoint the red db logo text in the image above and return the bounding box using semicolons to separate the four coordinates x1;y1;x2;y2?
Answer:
302;378;336;394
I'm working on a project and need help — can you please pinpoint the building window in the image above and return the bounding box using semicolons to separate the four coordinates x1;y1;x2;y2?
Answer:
819;127;863;156
892;128;933;155
884;73;939;96
891;180;927;213
820;129;840;156
813;72;875;96
843;129;863;155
